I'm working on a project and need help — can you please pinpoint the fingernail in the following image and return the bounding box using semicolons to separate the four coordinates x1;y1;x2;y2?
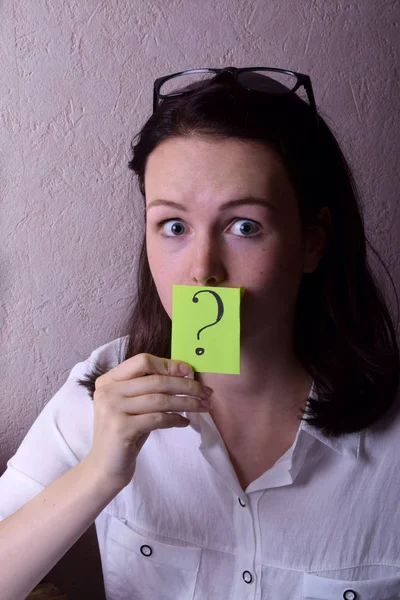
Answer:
203;386;214;396
201;398;212;409
180;363;192;375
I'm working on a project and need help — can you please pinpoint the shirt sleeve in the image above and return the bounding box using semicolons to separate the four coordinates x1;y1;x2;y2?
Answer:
0;337;126;521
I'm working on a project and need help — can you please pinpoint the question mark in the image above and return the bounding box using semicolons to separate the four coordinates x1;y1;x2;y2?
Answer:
192;290;224;355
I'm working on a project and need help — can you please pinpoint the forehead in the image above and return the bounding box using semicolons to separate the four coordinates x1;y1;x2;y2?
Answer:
144;136;291;200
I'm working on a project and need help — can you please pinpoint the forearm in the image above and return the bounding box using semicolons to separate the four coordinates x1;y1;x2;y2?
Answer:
0;458;120;600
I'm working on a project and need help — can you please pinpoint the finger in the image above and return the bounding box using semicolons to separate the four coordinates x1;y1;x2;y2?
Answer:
132;412;191;436
119;392;211;415
96;353;192;388
105;374;211;401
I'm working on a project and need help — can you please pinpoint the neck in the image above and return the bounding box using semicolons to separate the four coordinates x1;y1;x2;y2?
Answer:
194;328;313;438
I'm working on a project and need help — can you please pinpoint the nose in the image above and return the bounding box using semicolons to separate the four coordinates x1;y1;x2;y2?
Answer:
189;235;227;286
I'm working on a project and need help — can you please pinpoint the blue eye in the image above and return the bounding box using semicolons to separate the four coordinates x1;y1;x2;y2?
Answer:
230;219;261;237
161;220;186;236
158;218;261;237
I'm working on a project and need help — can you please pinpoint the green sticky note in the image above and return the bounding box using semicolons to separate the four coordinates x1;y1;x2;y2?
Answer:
171;285;243;374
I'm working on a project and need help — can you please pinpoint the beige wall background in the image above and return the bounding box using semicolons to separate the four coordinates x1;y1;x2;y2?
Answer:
1;0;399;597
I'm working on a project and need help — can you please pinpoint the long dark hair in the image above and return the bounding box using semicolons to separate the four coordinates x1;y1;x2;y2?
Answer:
77;71;400;437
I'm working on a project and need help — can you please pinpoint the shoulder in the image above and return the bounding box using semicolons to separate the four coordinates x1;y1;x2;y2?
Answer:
365;383;400;458
90;334;130;365
0;335;132;518
9;335;131;467
69;334;130;381
57;334;131;422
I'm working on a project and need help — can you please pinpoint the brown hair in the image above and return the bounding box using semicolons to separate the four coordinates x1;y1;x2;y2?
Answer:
77;71;400;437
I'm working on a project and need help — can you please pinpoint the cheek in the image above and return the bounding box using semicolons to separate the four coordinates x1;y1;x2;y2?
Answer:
248;240;303;293
151;272;173;318
247;246;281;284
146;237;166;274
146;244;175;318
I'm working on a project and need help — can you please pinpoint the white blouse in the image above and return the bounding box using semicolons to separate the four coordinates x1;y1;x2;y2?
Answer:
1;335;400;600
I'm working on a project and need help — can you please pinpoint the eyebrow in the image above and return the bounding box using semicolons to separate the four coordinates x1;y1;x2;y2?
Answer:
146;197;277;212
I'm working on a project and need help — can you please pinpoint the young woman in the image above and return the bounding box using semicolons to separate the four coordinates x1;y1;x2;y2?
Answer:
0;67;399;600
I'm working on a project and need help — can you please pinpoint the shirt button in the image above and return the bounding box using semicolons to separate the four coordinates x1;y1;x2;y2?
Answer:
140;544;152;557
238;497;246;507
242;570;253;584
343;591;357;600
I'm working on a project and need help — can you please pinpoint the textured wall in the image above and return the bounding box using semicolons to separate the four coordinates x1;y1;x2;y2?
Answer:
1;0;399;597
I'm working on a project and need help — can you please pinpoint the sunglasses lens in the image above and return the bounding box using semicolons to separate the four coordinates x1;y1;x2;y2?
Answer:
159;71;216;96
237;70;298;94
158;69;310;106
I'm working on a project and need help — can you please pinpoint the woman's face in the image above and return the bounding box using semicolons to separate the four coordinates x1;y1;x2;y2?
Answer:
144;136;325;340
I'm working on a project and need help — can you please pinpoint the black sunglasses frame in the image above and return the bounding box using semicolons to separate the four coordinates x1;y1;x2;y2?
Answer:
153;66;319;130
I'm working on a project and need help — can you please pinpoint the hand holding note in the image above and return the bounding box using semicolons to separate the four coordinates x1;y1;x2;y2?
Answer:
171;285;244;374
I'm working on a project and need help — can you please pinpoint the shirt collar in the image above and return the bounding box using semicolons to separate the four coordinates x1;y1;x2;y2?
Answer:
182;375;362;461
300;380;362;461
